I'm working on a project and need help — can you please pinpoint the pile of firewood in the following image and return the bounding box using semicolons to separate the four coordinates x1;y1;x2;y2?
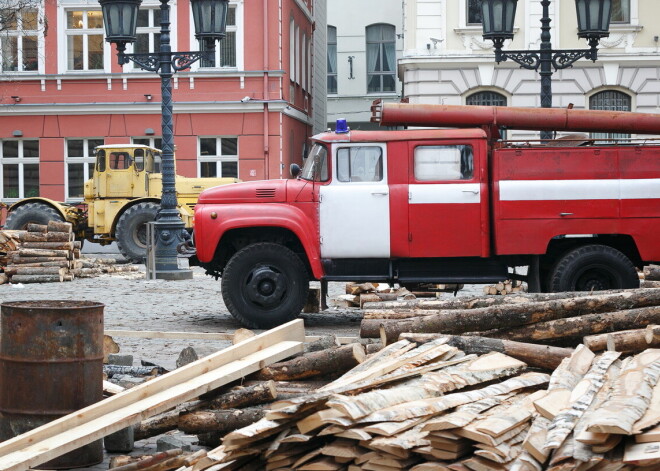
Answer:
187;337;660;470
0;223;139;284
643;265;660;288
483;279;526;295
360;288;660;347
337;283;465;309
3;221;80;283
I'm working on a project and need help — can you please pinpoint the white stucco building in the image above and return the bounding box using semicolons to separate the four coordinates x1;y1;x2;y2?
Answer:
326;0;404;130
398;0;660;139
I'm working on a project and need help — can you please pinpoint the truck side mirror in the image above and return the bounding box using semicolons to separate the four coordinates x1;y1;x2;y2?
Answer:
290;163;301;178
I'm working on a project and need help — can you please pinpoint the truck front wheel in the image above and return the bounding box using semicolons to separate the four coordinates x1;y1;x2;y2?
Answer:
221;242;309;329
4;202;64;230
115;202;159;263
549;244;639;292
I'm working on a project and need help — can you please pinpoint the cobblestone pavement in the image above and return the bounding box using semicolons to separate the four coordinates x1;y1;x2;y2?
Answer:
0;253;484;469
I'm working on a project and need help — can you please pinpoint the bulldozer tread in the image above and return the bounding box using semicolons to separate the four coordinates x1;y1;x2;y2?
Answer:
4;202;64;230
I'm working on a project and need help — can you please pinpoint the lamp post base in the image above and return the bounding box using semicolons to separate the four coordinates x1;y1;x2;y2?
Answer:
153;218;194;281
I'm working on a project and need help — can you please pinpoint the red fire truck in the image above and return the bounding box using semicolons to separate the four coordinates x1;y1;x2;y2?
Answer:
191;102;660;328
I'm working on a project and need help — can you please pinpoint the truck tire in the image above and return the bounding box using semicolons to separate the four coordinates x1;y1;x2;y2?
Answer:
549;244;639;292
4;202;64;230
115;202;159;263
221;242;309;329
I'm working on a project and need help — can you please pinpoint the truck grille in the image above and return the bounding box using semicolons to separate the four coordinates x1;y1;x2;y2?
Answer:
256;188;276;198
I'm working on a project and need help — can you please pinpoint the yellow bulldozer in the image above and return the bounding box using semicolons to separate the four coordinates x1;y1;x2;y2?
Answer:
3;144;238;262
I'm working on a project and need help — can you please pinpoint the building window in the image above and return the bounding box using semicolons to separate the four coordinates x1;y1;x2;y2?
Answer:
466;91;507;106
289;18;295;83
0;7;39;72
327;25;337;94
66;138;103;200
134;8;161;57
65;9;104;70
366;24;396;94
132;137;163;150
198;137;238;178
0;139;39;200
590;90;631;140
200;4;236;68
611;0;630;23
467;0;482;25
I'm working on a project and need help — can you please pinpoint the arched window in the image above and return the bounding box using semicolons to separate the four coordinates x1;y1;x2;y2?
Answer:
467;91;507;138
466;91;507;107
327;26;337;94
590;90;631;140
366;24;396;93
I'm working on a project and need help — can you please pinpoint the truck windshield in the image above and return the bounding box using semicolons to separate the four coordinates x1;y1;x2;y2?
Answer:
300;144;328;181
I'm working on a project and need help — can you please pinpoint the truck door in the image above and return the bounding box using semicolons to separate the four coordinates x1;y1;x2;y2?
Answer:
93;149;107;197
104;151;134;197
408;142;488;257
319;144;390;258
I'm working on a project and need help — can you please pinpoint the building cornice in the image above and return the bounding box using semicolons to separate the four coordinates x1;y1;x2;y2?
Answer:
0;100;295;116
0;70;286;83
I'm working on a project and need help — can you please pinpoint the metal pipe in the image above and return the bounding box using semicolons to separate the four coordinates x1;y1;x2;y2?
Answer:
375;102;660;135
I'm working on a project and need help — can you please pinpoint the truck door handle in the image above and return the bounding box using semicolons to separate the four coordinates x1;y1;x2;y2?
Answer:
560;212;574;217
371;192;388;196
462;189;479;194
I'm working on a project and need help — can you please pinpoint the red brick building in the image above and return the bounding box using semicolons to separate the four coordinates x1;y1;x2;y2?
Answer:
0;0;324;206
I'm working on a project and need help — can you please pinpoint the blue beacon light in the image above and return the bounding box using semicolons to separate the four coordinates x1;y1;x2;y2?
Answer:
335;118;350;134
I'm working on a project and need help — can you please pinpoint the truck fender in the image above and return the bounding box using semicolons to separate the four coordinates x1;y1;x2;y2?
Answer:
7;197;72;221
195;203;323;279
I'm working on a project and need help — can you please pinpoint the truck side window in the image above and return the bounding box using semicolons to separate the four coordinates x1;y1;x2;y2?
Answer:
134;149;145;171
109;152;133;170
337;146;383;183
414;145;473;181
96;150;106;172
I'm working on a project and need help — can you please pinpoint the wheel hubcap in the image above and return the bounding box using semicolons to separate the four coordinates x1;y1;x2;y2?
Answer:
245;266;287;308
575;267;615;291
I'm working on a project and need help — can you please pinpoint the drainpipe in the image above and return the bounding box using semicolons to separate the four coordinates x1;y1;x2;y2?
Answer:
263;0;270;179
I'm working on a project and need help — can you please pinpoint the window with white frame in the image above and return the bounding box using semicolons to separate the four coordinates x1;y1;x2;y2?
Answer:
200;3;236;68
590;90;631;140
327;25;337;94
198;137;238;178
65;9;104;70
66;138;103;200
289;18;295;82
132;136;163;150
0;6;39;72
366;24;396;93
1;139;39;200
134;7;161;56
611;0;630;23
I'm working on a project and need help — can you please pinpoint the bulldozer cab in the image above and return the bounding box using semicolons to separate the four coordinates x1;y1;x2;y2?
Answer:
92;145;162;199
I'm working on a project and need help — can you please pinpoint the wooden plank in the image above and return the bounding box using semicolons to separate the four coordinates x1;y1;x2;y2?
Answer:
0;319;305;471
105;329;356;345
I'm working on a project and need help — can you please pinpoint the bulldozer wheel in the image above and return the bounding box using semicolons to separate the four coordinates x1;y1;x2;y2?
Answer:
115;202;159;263
4;202;64;230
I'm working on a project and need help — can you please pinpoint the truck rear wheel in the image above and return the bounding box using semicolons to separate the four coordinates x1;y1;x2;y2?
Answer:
549;244;639;292
221;242;309;329
4;202;64;230
115;202;159;263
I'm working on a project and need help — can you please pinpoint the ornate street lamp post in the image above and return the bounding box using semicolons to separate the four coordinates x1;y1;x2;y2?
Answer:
480;0;612;139
99;0;229;279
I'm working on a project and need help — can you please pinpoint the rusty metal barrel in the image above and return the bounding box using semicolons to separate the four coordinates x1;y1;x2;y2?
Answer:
0;300;104;469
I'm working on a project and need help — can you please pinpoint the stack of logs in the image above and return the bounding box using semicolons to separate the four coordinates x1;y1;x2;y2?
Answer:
0;222;139;283
4;221;80;283
360;288;660;348
183;338;660;470
483;279;525;296
643;265;660;288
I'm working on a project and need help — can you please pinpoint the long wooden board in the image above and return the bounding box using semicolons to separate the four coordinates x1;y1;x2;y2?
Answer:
105;329;357;345
0;319;306;471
